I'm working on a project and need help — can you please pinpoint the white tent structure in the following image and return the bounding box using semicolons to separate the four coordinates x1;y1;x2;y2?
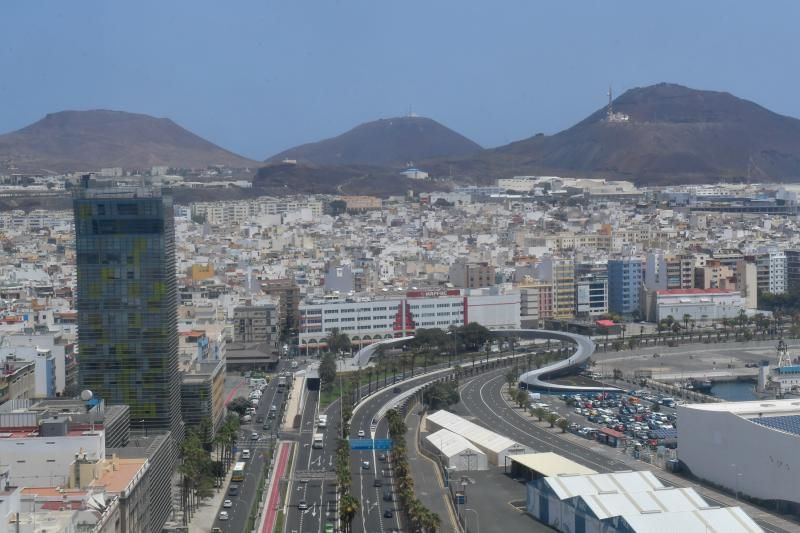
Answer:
425;410;531;465
425;429;488;471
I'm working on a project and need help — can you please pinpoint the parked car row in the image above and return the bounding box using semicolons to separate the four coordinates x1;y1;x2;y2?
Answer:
558;391;679;448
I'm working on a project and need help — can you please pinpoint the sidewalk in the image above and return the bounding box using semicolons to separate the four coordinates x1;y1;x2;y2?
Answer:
282;375;305;431
405;409;460;533
187;451;238;533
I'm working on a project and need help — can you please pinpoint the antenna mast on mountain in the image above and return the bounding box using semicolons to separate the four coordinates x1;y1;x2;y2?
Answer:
606;85;630;123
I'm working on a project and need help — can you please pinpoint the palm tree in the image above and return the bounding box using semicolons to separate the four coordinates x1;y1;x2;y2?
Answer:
532;406;546;422
546;412;559;428
556;417;569;433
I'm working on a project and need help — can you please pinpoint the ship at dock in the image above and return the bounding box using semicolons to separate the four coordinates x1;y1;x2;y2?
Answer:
682;377;714;393
759;339;800;398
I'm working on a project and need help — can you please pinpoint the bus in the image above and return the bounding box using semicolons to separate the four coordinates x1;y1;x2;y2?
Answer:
232;461;246;482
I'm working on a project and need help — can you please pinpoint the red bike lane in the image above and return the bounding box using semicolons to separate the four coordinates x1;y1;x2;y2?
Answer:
261;441;291;533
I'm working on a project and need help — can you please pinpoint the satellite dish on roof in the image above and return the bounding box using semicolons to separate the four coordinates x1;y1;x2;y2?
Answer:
80;390;93;401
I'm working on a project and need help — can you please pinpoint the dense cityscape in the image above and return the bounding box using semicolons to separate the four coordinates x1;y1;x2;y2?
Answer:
1;167;800;532
5;3;800;533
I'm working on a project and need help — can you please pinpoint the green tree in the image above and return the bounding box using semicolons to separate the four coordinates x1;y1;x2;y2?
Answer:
340;493;360;532
422;381;460;410
457;322;493;351
545;412;559;428
329;199;347;216
227;397;251;417
515;388;529;410
319;352;337;390
532;406;546;421
556;417;569;433
325;328;351;355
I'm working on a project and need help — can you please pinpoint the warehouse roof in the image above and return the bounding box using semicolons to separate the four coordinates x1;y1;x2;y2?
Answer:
509;452;596;477
426;410;526;454
426;429;485;459
546;470;662;500
622;506;762;533
581;487;709;520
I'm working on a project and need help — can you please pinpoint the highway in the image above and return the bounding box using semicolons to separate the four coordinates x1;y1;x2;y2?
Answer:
457;368;794;533
211;361;287;533
346;369;473;533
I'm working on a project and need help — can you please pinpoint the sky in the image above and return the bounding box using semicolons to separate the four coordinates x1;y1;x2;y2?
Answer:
2;1;799;160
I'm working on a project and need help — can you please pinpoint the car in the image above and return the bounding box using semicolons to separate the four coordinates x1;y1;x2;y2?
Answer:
263;422;272;430
383;489;393;501
362;460;370;469
357;430;365;437
219;511;229;521
228;485;239;496
324;523;335;533
212;529;223;533
373;478;383;487
378;453;387;462
383;509;394;518
256;415;265;423
393;386;402;393
223;499;232;508
251;432;259;440
298;500;308;510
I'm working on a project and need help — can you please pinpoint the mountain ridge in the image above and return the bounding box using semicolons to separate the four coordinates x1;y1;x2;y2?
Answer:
430;83;800;184
267;115;482;167
0;109;257;172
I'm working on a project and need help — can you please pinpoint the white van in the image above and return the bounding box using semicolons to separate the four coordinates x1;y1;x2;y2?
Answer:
241;449;251;459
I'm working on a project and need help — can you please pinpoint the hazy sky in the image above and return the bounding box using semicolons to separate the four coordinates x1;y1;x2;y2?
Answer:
2;1;799;160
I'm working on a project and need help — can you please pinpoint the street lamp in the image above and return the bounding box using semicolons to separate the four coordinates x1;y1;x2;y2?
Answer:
464;508;479;533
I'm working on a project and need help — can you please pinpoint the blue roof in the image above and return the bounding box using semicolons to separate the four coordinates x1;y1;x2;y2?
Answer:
775;365;800;374
751;415;800;436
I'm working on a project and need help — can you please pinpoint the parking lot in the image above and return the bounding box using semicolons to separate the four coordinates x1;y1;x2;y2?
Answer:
522;386;680;462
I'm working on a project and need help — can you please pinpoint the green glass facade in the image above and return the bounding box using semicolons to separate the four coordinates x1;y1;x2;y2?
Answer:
74;186;182;436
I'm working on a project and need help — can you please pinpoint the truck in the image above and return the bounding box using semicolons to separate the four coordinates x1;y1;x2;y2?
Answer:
312;433;324;449
277;376;287;389
318;414;328;429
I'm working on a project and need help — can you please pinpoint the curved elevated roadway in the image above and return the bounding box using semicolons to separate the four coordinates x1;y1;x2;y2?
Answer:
491;329;621;393
353;329;618;393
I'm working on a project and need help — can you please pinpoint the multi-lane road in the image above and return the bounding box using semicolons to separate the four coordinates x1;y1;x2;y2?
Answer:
211;362;286;533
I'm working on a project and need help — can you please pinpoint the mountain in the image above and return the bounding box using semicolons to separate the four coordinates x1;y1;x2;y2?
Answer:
268;116;482;167
437;83;800;184
0;110;257;172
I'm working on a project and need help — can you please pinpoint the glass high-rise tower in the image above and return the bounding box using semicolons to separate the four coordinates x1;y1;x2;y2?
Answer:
74;182;182;435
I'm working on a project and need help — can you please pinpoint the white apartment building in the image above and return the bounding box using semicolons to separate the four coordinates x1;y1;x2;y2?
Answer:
0;419;105;486
298;287;520;349
191;198;324;226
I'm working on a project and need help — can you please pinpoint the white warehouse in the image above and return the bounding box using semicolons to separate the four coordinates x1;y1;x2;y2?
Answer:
425;428;488;471
425;409;531;465
678;399;800;515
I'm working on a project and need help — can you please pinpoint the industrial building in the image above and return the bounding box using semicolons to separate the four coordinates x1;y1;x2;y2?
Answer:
424;428;488;471
678;399;800;515
425;410;531;465
526;470;761;533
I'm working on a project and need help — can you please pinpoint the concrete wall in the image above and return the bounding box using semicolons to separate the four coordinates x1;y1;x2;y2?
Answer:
678;405;800;507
